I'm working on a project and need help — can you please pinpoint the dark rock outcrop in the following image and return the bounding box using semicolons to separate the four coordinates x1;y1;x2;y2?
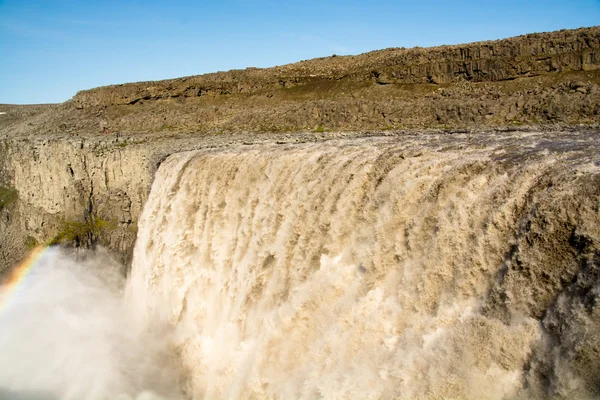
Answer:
72;27;600;108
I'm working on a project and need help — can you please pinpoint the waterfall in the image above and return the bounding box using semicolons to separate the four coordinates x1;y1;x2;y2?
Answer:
129;132;600;399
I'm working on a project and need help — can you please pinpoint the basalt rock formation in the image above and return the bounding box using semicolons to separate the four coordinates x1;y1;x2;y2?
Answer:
1;27;600;139
73;26;600;106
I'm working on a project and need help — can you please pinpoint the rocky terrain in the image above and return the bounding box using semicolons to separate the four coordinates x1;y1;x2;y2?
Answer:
1;26;600;270
1;26;600;139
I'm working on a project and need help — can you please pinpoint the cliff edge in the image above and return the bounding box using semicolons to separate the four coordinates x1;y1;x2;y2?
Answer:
1;26;600;269
1;26;600;137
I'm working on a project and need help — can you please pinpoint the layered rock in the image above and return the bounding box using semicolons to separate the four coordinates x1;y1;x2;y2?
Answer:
72;27;600;107
0;136;156;269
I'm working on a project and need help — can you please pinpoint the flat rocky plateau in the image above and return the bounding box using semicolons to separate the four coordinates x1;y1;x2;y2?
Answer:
1;26;600;137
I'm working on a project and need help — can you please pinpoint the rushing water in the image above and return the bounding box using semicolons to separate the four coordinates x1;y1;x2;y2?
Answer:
128;132;600;399
2;131;600;399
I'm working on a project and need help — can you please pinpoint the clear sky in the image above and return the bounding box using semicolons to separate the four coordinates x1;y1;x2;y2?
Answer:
1;0;599;104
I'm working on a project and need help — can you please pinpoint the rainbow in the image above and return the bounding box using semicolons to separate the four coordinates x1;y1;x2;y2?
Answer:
0;246;50;313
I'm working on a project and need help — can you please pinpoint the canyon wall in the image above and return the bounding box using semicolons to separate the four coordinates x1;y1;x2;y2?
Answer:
0;136;155;270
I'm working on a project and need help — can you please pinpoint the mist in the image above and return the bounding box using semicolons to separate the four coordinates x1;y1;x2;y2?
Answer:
0;247;182;400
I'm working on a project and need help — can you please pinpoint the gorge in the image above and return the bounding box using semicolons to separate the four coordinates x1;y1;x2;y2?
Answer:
1;26;600;399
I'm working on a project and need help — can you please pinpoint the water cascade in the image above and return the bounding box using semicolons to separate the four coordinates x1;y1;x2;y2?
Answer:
128;132;600;399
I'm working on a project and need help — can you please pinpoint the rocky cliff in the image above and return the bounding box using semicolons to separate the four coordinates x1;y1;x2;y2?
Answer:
1;26;600;270
0;136;152;269
72;26;600;107
1;27;600;139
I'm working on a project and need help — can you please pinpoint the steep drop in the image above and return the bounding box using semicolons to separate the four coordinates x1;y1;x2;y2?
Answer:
129;131;600;399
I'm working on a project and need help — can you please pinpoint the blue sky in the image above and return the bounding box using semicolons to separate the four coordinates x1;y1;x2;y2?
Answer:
1;0;599;104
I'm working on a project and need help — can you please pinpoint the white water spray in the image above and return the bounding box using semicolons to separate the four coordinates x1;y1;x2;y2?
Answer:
0;247;182;400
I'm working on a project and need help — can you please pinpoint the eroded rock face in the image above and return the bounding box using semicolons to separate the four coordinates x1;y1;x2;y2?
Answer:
0;137;154;270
